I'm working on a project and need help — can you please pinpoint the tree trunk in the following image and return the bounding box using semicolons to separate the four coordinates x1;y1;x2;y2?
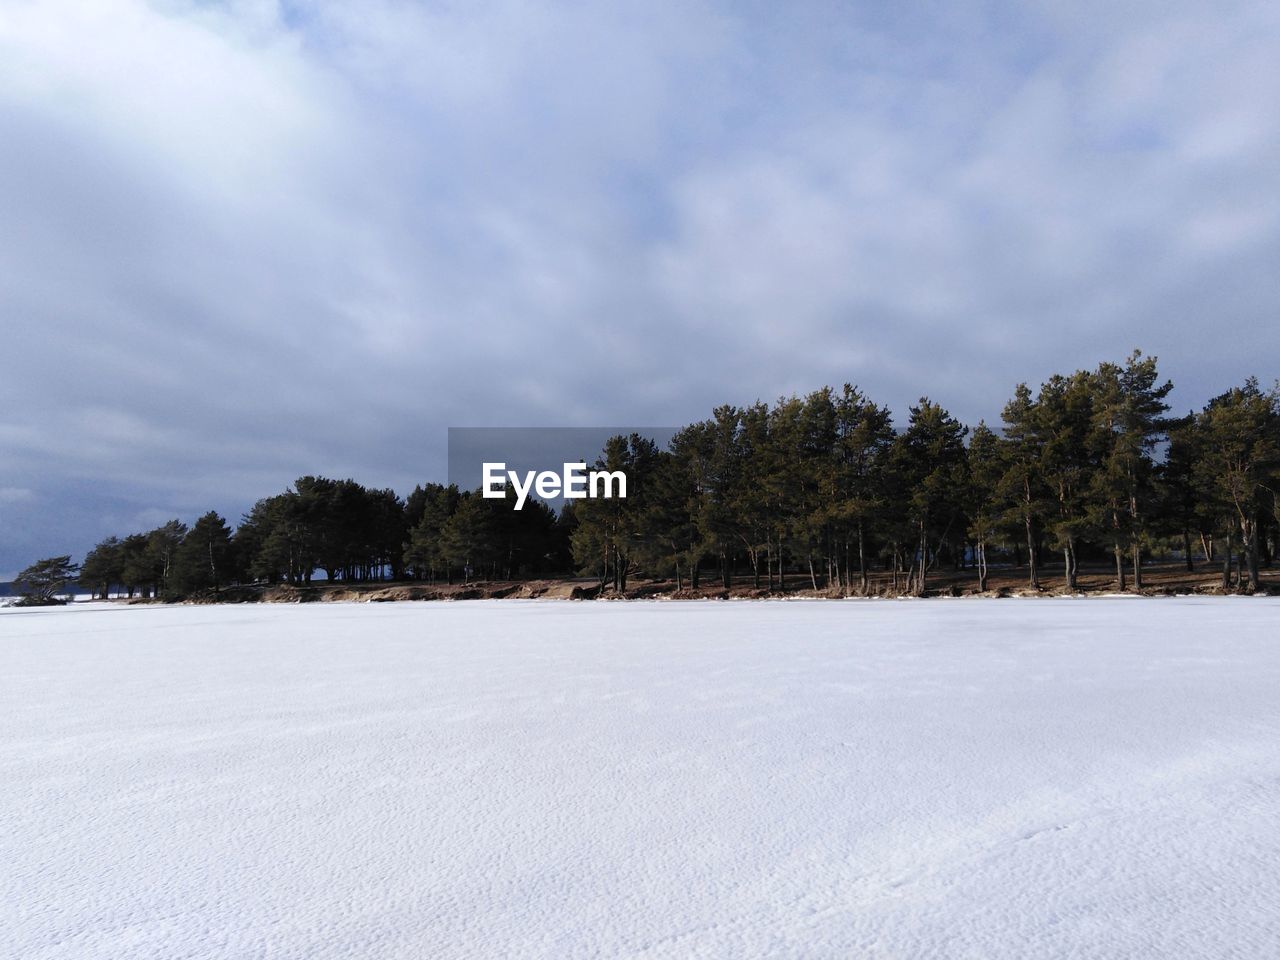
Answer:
1131;541;1143;592
857;522;868;595
1242;518;1260;593
1024;514;1039;589
1221;531;1233;590
1113;543;1126;592
918;524;929;597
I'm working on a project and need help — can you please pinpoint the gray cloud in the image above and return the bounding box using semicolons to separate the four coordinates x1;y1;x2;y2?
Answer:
1;0;1278;575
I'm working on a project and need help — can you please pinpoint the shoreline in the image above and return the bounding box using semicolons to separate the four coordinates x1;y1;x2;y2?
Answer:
28;568;1278;607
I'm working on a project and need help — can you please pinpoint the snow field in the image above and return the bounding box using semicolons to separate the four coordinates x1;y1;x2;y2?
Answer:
2;598;1278;958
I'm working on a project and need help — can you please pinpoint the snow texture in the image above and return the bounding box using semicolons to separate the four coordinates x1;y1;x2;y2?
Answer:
2;598;1278;959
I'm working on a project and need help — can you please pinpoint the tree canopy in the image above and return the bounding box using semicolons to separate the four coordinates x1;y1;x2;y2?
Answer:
37;350;1279;600
13;556;80;606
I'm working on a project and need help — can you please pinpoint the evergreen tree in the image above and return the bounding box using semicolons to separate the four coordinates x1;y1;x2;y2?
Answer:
1037;372;1095;589
79;536;124;599
1088;351;1173;590
172;512;235;595
120;533;157;598
403;484;460;582
1190;378;1280;592
834;385;895;594
965;422;1005;592
147;520;188;596
892;398;968;595
1158;413;1202;571
13;556;80;605
999;383;1046;590
440;493;498;582
571;434;659;592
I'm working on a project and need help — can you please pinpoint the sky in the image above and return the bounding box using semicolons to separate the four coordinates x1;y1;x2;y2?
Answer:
1;0;1278;576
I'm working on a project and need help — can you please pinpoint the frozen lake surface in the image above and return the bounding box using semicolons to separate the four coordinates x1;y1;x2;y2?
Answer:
2;598;1278;959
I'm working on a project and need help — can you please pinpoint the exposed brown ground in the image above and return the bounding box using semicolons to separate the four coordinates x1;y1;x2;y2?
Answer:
152;560;1279;604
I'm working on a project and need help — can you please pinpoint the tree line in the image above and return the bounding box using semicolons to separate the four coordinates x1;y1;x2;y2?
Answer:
59;350;1279;601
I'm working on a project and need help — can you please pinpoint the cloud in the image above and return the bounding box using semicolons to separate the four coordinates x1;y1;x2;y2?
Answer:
1;0;1278;570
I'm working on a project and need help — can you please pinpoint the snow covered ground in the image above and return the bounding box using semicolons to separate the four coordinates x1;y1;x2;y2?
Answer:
2;598;1278;959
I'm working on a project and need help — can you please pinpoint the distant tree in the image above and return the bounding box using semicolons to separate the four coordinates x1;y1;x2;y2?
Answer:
79;536;124;599
1158;414;1202;571
892;399;968;595
147;520;188;596
731;402;775;588
13;556;80;605
1037;372;1096;590
636;432;705;590
965;422;1006;592
367;487;407;581
119;533;158;598
787;389;839;591
57;347;1280;600
1190;378;1280;592
236;493;306;584
496;494;561;578
571;434;660;592
172;512;235;595
697;408;755;590
765;396;811;588
440;493;498;582
835;385;895;594
403;483;461;582
999;383;1046;590
1088;351;1174;590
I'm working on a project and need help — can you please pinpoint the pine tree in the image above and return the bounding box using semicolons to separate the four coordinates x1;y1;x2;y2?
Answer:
965;422;1005;592
1088;352;1173;591
999;383;1045;589
1190;378;1280;592
13;556;80;606
79;536;124;599
403;484;460;583
834;385;895;595
440;493;498;583
893;398;968;595
172;512;235;595
147;520;188;596
1037;372;1096;590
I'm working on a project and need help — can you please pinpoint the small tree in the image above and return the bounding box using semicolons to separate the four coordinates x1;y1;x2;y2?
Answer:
13;556;81;606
